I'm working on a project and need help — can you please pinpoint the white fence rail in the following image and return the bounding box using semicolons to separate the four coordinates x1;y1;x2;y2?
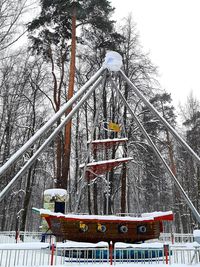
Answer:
159;233;194;243
170;246;200;264
0;231;54;244
0;243;200;266
0;243;51;267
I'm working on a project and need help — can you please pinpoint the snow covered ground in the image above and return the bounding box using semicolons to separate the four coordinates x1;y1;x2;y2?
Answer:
17;264;198;267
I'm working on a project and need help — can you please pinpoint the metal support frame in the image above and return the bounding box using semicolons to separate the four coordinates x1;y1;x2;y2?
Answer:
0;73;105;201
119;69;200;166
1;49;200;224
110;77;200;223
0;67;105;177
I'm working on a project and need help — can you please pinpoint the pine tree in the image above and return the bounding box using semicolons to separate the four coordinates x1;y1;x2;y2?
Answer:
28;0;115;190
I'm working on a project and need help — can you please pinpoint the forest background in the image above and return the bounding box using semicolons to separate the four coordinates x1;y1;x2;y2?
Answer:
0;0;199;234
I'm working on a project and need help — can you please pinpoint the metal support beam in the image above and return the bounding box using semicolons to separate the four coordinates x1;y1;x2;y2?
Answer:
0;67;105;177
0;74;105;202
119;69;200;166
110;77;200;224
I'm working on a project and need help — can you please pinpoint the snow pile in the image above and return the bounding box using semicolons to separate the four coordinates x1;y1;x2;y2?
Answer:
57;241;108;248
0;242;49;250
193;229;200;237
103;51;122;71
115;242;165;249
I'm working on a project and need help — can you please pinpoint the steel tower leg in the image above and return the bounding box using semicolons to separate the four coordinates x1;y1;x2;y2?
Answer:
0;67;105;177
110;77;200;224
0;74;105;201
119;69;200;165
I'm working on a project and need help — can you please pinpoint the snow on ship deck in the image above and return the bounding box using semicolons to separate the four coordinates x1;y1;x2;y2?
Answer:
35;208;173;223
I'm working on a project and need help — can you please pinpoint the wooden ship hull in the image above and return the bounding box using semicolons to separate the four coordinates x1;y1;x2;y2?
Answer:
37;209;173;243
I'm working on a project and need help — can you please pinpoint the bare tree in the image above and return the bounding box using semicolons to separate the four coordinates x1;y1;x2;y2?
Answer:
0;51;53;231
177;94;200;231
0;0;38;53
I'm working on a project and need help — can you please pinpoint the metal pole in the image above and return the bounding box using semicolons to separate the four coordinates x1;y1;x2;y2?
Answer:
110;77;200;224
0;75;104;201
0;67;105;177
119;69;200;165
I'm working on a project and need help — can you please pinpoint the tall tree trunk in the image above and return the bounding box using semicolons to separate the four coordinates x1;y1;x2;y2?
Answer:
102;82;109;214
92;183;98;215
166;129;184;231
166;129;176;176
56;119;63;188
1;199;7;230
92;92;98;214
84;102;92;215
62;3;76;189
121;163;127;214
20;164;36;233
121;83;128;213
74;111;80;193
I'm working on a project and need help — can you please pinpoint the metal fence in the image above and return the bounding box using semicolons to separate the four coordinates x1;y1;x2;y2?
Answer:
47;245;200;265
159;232;194;243
55;246;109;265
170;246;200;264
0;243;200;266
0;243;51;267
0;231;54;244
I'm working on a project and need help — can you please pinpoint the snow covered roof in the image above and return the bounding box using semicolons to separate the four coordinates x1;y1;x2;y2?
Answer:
80;157;133;180
44;188;67;196
141;211;173;220
87;138;128;144
103;51;122;71
79;157;133;168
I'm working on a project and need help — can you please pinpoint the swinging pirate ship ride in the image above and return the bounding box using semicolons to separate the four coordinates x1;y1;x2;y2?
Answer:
34;52;173;244
35;136;173;244
3;51;200;246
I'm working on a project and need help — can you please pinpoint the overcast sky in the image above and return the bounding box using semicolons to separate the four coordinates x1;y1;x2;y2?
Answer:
111;0;200;107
